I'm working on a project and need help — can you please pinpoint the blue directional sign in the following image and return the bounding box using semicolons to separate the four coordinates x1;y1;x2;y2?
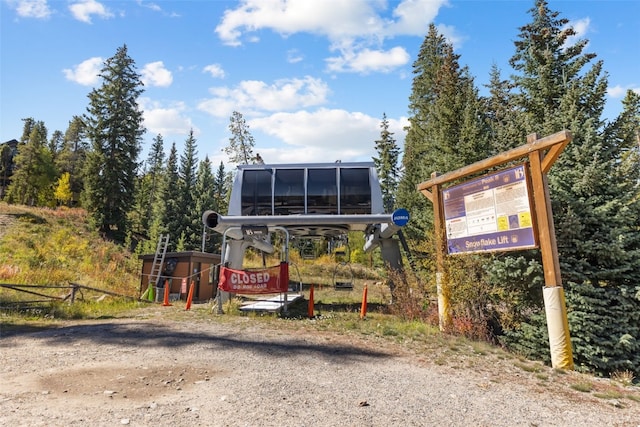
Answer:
392;208;410;227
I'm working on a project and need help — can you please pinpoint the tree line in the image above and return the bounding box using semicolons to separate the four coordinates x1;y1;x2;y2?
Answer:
1;0;638;377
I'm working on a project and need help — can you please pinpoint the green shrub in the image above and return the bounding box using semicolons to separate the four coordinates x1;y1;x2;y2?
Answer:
566;282;640;377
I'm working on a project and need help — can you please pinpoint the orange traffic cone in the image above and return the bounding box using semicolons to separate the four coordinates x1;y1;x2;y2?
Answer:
360;284;368;319
308;284;314;318
162;279;172;307
185;280;195;311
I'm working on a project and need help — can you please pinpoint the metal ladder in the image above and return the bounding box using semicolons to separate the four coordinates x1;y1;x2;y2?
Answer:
149;234;170;287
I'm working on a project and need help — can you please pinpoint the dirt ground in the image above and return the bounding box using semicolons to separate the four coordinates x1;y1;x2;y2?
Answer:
1;305;639;427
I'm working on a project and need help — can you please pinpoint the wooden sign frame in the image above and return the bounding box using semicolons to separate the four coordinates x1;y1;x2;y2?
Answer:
417;130;574;369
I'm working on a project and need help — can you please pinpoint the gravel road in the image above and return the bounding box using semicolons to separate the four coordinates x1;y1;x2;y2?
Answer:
1;307;639;427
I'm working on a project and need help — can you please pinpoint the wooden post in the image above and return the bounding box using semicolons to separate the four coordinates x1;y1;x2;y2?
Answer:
527;134;562;285
431;172;452;331
70;284;78;304
527;133;574;370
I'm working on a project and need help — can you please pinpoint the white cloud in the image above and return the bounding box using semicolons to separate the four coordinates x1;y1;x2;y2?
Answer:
608;84;640;98
140;99;197;137
197;76;330;118
63;56;103;86
203;64;225;79
215;0;380;46
69;0;113;24
214;0;448;73
563;17;591;49
287;49;304;64
8;0;52;19
136;0;161;12
326;46;410;74
141;61;173;87
388;0;448;35
249;108;408;163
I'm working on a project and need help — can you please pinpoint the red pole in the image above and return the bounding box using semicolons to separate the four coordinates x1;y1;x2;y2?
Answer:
308;285;314;318
360;284;368;319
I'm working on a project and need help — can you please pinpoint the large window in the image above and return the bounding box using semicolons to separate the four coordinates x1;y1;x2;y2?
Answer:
274;169;305;215
241;169;273;215
340;168;371;214
307;168;337;214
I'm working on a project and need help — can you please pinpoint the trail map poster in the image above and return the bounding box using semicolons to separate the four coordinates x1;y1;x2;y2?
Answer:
442;164;537;254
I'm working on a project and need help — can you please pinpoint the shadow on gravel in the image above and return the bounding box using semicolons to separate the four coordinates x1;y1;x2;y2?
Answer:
0;321;391;363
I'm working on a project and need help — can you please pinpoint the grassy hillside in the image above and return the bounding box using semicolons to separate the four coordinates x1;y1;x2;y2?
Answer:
0;202;141;309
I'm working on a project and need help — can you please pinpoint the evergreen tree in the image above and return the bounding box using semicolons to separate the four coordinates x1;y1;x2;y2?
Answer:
49;130;64;160
213;161;230;215
484;64;528;154
0;143;15;198
397;24;489;238
82;45;145;242
194;156;217;252
178;130;200;250
373;113;400;212
505;0;640;375
225;111;255;165
6;121;56;206
129;133;166;243
144;134;168;252
20;117;36;144
161;143;182;251
55;116;88;204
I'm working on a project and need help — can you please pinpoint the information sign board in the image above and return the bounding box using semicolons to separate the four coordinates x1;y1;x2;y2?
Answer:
443;164;537;254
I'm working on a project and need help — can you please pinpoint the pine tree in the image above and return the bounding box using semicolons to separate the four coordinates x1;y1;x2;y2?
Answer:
178;129;200;250
6;121;56;206
373;113;400;212
161;143;181;251
129;133;166;243
20;117;35;144
213;161;230;215
49;130;64;160
484;64;527;154
82;45;145;242
194;156;217;252
0;143;15;198
55;116;88;204
397;24;489;238
505;0;640;375
225;111;256;165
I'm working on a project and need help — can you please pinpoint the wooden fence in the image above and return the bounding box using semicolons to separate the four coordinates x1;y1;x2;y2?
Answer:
0;283;138;308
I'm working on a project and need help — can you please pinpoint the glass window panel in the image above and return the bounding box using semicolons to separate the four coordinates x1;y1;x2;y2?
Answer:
241;169;273;215
274;169;305;215
340;168;371;214
307;168;337;214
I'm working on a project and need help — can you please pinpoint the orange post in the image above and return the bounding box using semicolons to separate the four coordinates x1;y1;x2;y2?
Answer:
185;280;195;311
162;279;172;306
360;284;368;319
308;285;314;318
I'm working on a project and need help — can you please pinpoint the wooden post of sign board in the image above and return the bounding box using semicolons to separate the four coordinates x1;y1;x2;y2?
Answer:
527;133;562;284
527;134;574;370
431;172;452;331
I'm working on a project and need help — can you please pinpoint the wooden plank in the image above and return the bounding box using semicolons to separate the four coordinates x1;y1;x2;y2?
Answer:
417;130;572;191
541;138;570;173
431;172;451;330
527;137;562;287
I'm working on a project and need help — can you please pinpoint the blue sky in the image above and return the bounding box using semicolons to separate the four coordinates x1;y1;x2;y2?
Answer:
1;0;639;168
